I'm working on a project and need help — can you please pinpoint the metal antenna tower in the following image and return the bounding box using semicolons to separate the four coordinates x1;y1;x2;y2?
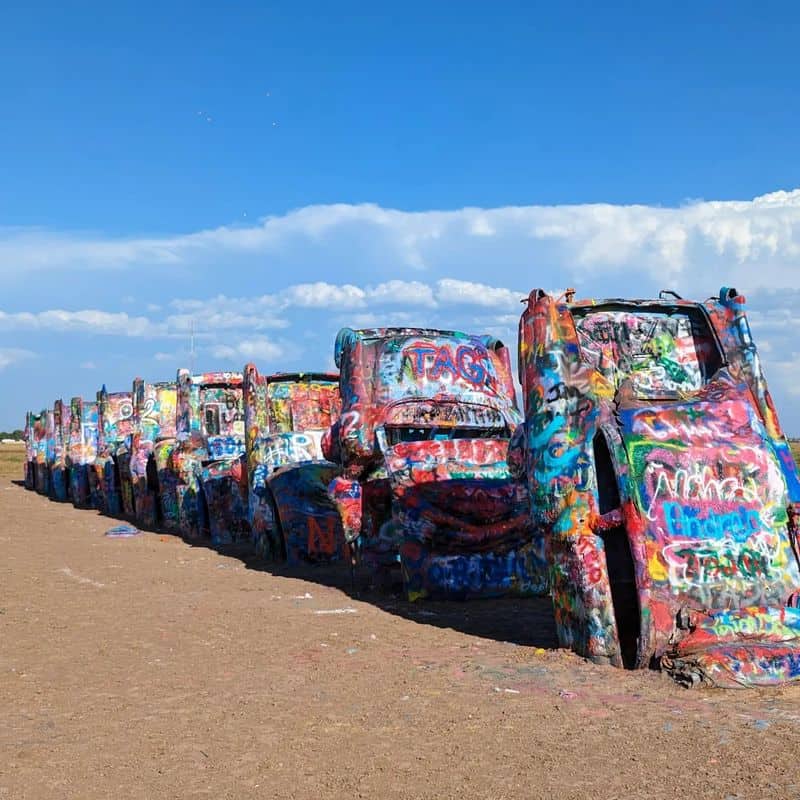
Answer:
189;319;196;375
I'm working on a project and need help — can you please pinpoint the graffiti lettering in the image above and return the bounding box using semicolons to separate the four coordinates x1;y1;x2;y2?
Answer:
142;397;158;422
403;343;492;387
575;535;605;586
661;501;762;541
208;435;245;459
307;516;337;556
664;540;773;586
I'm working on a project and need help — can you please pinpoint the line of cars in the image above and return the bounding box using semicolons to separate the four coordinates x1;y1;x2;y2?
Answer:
21;289;800;687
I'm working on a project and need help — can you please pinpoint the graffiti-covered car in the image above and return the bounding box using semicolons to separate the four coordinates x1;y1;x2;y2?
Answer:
325;327;546;600
169;370;246;541
49;399;72;502
68;396;99;508
129;378;177;528
93;386;134;516
243;365;344;563
23;412;37;489
32;409;50;495
513;287;800;687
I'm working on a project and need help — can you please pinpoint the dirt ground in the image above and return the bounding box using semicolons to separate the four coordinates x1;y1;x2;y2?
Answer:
2;444;800;799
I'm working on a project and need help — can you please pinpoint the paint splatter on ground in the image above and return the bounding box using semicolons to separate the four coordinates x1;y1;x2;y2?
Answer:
1;472;800;799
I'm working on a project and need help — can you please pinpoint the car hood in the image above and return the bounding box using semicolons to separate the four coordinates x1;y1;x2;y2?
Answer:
615;373;800;615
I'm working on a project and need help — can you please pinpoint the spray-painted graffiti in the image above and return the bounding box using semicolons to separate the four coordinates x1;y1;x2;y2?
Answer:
244;365;345;562
67;397;99;508
168;369;247;542
129;379;178;528
23;412;36;489
29;409;50;495
49;399;72;502
94;387;134;516
515;287;800;686
327;326;545;599
402;342;497;388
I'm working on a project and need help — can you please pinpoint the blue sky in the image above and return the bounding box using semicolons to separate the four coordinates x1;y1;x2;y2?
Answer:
2;1;800;431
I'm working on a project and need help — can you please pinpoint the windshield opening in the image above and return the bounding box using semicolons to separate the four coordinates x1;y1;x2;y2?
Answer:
572;306;723;398
199;386;244;437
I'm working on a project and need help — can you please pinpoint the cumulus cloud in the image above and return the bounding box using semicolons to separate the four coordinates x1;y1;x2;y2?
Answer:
5;189;800;432
209;337;287;362
369;280;438;307
435;279;525;308
281;282;367;309
4;191;800;295
0;309;157;337
166;311;289;333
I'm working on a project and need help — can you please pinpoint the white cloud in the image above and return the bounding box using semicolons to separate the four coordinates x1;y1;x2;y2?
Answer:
281;282;367;309
369;280;438;307
6;189;800;432
435;279;524;308
79;361;96;370
5;191;800;294
210;337;286;361
0;309;157;337
166;311;289;333
0;348;35;370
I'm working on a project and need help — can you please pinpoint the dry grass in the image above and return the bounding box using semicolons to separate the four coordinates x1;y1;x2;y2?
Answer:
791;440;800;469
0;442;26;480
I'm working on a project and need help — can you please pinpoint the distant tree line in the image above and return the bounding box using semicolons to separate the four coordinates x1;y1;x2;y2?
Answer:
0;430;24;440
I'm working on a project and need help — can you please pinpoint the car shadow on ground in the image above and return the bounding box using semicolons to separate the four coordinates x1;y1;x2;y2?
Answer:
232;547;560;650
17;480;560;650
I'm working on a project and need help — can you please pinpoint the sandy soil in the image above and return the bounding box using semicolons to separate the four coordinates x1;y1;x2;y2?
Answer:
2;447;800;799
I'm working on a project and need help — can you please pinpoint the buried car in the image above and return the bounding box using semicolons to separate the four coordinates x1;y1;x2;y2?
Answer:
49;399;72;501
243;365;345;563
23;412;37;489
93;386;134;516
169;369;246;542
68;396;99;508
512;287;800;687
326;327;546;600
129;378;178;527
29;409;49;495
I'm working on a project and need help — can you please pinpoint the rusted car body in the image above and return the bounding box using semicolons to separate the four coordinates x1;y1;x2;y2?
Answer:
49;399;72;502
513;287;800;687
169;370;246;541
243;365;345;563
68;397;99;508
129;379;178;527
93;387;134;516
326;327;546;600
